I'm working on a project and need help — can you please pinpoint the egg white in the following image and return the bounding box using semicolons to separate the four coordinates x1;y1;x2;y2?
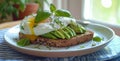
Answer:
20;14;76;36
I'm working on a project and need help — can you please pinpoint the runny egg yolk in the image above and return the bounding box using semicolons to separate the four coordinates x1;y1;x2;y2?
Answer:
24;17;49;42
28;17;49;34
28;17;35;35
24;34;38;43
26;17;38;42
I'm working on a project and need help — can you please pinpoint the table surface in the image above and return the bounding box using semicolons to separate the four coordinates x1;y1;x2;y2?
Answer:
1;28;120;61
0;21;20;29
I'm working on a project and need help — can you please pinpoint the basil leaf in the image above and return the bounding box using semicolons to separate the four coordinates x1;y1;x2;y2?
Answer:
54;18;64;27
93;36;102;42
50;4;56;13
35;9;51;23
55;9;72;17
17;38;30;46
80;46;85;48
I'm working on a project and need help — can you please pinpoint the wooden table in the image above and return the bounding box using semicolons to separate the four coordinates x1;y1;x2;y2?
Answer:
0;21;20;29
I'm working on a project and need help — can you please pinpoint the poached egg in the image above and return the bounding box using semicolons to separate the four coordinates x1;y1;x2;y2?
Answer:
20;14;76;41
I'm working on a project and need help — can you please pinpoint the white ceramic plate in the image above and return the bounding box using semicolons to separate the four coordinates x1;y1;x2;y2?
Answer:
4;23;115;57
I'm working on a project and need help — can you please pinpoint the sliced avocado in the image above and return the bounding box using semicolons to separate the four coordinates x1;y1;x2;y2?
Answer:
55;30;65;39
80;26;86;33
67;27;76;36
59;29;70;39
63;27;74;37
79;28;84;33
50;31;61;38
69;24;79;33
69;24;77;32
69;23;86;34
77;25;86;34
41;32;57;39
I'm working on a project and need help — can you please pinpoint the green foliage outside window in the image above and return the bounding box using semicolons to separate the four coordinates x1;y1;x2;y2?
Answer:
91;0;120;24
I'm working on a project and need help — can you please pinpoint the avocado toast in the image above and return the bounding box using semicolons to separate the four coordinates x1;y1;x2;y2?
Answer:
18;4;94;47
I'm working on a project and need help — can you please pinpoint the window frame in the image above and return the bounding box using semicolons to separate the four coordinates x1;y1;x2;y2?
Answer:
52;0;84;19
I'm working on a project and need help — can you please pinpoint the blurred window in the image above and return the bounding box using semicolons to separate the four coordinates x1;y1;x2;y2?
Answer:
84;0;120;25
49;0;120;25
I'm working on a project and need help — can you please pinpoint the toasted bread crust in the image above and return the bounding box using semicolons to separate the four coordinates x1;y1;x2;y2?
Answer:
19;31;94;47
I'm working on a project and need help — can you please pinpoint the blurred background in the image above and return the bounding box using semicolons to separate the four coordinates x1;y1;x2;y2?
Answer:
84;0;120;25
0;0;120;26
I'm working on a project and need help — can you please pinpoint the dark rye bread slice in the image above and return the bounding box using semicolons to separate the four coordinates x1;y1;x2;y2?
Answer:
19;30;94;47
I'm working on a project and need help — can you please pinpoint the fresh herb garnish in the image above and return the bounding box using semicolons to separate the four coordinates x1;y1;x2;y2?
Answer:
54;18;64;27
17;38;30;46
93;36;102;42
80;46;85;48
20;25;24;30
35;4;72;23
55;9;72;17
50;4;56;13
46;45;51;50
50;3;72;17
92;43;96;46
34;44;41;49
35;9;51;23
